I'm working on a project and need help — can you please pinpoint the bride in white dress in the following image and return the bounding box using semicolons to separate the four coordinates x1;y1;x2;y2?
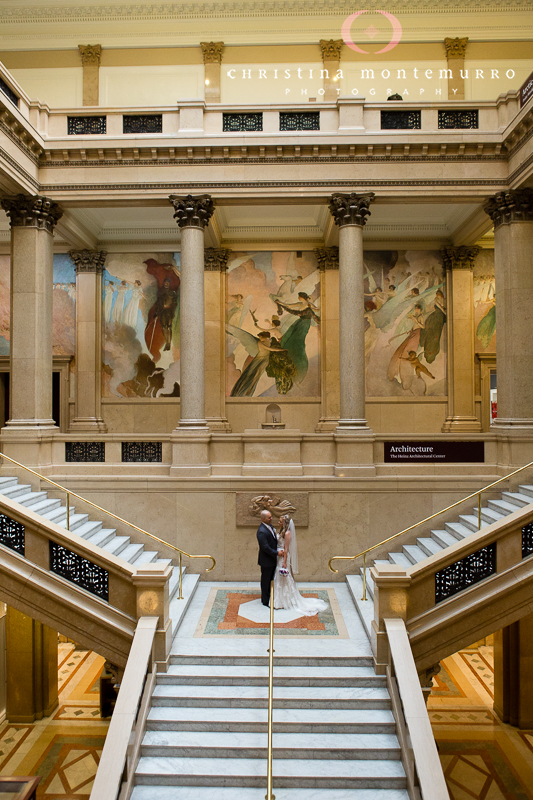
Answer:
273;514;328;616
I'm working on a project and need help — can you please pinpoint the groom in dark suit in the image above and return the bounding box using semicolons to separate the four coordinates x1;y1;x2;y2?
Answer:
257;509;284;607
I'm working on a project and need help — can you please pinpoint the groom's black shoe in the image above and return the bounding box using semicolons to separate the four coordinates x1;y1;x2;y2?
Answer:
262;602;269;607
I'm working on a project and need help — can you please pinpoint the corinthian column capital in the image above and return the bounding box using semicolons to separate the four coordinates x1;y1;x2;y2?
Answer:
200;42;224;64
169;194;215;229
69;249;107;274
444;37;469;58
1;194;63;233
78;44;102;66
484;189;533;230
441;245;480;271
319;39;343;60
314;247;339;271
204;247;230;271
328;192;375;228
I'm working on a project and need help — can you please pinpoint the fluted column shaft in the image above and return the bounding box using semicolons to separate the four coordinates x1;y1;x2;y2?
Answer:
484;189;533;427
328;192;374;431
69;250;107;431
169;194;215;429
1;195;62;429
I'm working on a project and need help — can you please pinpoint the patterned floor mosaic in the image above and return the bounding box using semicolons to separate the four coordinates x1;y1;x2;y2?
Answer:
195;587;348;638
430;644;533;800
0;642;108;798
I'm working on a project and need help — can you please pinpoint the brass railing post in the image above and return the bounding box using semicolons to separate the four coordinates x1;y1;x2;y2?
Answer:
66;492;70;531
362;552;367;601
178;551;183;600
266;580;275;800
478;492;482;530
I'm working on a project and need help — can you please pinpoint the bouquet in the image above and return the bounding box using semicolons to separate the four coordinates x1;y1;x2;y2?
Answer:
278;567;290;576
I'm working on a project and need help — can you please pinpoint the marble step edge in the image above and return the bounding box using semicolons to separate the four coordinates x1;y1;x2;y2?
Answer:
140;744;401;761
130;787;411;800
150;697;392;710
156;675;385;688
168;655;374;668
136;756;405;777
152;685;390;699
134;776;407;790
146;720;397;734
141;730;400;749
347;575;373;643
169;573;200;637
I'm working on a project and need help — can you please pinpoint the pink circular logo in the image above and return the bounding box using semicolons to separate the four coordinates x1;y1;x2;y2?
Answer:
342;9;403;54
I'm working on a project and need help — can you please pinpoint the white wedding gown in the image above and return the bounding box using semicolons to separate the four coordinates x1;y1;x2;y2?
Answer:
273;532;328;616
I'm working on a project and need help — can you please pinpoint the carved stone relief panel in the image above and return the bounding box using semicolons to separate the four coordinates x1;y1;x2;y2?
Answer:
236;492;309;527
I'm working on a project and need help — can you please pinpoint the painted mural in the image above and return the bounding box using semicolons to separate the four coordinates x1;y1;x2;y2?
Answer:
474;250;496;353
364;251;447;397
103;253;181;398
225;252;321;398
0;254;75;356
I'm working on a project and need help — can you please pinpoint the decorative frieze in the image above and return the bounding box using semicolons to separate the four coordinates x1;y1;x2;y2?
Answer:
236;492;309;527
123;114;162;134
319;39;343;60
68;116;106;135
444;37;469;58
200;41;224;63
169;194;215;229
68;249;107;274
484;189;533;229
441;245;480;271
314;246;339;271
328;192;375;228
0;194;62;233
78;44;102;66
223;113;263;132
204;247;230;271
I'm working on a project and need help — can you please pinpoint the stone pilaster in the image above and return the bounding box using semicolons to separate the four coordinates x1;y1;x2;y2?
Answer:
484;189;533;430
168;194;215;474
201;42;224;103
315;247;340;431
1;194;62;435
444;37;468;100
204;248;231;431
78;44;101;106
320;40;343;102
494;615;533;729
441;245;482;433
69;249;107;432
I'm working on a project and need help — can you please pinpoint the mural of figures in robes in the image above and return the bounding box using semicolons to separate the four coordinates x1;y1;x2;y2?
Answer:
102;253;182;398
364;251;447;396
226;251;320;397
473;250;496;352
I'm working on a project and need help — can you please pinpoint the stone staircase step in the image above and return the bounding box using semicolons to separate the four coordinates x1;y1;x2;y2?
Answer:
487;498;521;515
402;544;427;564
458;513;484;533
477;506;504;524
168;654;374;668
347;575;373;641
119;542;145;564
133;550;160;565
1;483;33;499
0;477;19;490
56;512;89;531
100;535;131;557
444;521;472;539
140;730;401;760
11;491;49;507
41;505;68;524
85;528;118;548
74;520;103;538
519;484;533;499
134;755;406;789
416;537;443;558
146;706;396;734
501;491;533;508
430;529;460;548
131;787;411;800
386;552;411;568
151;684;391;710
20;497;62;515
159;664;385;688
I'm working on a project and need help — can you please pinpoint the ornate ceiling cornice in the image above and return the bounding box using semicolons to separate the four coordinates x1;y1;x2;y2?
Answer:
0;0;528;24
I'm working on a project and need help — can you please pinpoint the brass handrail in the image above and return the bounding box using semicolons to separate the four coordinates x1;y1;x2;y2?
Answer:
329;459;533;601
266;580;275;800
0;452;215;598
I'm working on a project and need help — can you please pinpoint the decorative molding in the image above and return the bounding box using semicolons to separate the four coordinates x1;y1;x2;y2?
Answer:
484;189;533;229
314;246;339;271
0;106;43;164
444;36;469;58
78;44;101;66
200;41;224;64
0;144;40;190
441;245;480;270
68;249;107;274
0;194;62;232
204;247;230;271
319;39;343;61
169;194;215;229
328;192;375;228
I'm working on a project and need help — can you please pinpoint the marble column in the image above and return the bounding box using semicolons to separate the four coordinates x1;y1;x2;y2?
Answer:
328;192;374;432
441;246;482;433
201;42;224;102
78;45;101;106
68;250;107;432
0;194;62;432
494;615;533;729
169;194;214;430
484;189;533;429
314;247;340;431
444;37;468;100
204;247;231;431
319;39;343;102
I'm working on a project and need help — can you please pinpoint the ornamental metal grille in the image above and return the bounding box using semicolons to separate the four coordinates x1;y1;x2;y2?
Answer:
279;112;320;131
438;109;479;129
123;114;163;134
223;113;263;132
522;522;533;558
65;442;105;462
50;541;109;601
0;514;25;555
122;442;162;462
67;116;107;135
0;77;18;106
381;110;421;130
435;543;496;603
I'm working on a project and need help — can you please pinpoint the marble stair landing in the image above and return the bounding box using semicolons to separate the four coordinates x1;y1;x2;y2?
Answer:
132;580;408;798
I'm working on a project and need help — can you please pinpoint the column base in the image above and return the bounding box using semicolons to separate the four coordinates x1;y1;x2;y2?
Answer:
206;417;232;432
3;419;57;430
334;431;376;476
170;429;212;476
1;424;58;469
441;416;482;433
69;418;108;433
177;418;210;431
335;419;373;434
493;417;533;429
